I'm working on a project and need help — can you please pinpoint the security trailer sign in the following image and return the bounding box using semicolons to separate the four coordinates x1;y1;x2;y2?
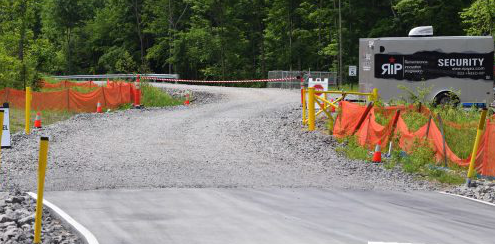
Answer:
375;51;494;81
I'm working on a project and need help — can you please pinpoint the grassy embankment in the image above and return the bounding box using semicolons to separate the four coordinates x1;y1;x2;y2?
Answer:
331;87;486;185
8;79;183;133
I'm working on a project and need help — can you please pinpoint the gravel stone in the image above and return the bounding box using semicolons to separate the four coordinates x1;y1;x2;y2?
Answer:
448;179;495;204
0;191;81;243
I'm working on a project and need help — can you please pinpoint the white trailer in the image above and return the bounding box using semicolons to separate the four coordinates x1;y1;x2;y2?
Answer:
359;26;494;106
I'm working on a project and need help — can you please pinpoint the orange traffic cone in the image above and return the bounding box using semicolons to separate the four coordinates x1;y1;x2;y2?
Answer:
331;98;336;112
96;101;103;113
34;112;42;128
183;93;190;105
372;140;382;163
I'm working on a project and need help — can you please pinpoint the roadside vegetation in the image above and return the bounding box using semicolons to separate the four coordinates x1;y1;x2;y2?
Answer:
333;84;489;185
8;80;183;133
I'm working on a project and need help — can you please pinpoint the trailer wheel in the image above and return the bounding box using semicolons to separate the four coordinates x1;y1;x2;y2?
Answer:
434;92;459;107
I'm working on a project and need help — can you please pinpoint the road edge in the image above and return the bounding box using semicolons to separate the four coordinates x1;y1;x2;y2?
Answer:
438;191;495;207
27;192;99;244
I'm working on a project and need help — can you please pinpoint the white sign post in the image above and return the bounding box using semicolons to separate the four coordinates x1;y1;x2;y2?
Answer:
349;66;357;76
1;103;11;148
308;78;329;108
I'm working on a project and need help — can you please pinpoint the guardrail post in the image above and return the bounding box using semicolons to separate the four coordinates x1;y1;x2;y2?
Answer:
25;87;32;135
466;108;488;186
308;87;316;131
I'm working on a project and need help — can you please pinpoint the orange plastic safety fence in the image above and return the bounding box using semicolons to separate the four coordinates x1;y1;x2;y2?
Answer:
42;80;100;89
0;81;136;112
334;101;495;177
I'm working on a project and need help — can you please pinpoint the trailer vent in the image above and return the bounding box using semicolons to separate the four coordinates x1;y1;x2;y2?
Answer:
408;26;433;37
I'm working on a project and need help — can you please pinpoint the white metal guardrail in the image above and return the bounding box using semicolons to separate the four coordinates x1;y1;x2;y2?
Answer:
51;74;179;81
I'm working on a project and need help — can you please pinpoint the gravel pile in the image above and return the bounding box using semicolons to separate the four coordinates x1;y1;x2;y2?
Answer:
227;104;437;191
0;191;81;244
448;180;495;203
160;86;224;104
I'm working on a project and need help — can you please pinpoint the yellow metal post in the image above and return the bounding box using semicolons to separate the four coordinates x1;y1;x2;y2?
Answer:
302;89;307;125
25;87;32;135
370;88;378;102
466;108;488;186
34;137;49;244
0;110;3;175
308;87;316;131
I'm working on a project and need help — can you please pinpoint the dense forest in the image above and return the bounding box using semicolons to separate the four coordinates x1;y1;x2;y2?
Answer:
0;0;494;88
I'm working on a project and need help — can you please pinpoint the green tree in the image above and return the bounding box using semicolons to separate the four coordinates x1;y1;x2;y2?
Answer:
461;0;495;36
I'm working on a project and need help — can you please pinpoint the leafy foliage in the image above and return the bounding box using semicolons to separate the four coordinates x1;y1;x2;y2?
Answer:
0;0;490;88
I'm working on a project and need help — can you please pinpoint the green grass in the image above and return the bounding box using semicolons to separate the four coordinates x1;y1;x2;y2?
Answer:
328;83;359;92
9;108;75;133
41;76;61;84
41;85;99;93
7;81;183;132
374;110;392;126
432;106;480;159
402;111;429;132
338;135;466;185
140;82;184;107
336;136;370;161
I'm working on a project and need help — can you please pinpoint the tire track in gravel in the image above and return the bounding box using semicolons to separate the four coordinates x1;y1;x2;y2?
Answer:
1;83;435;191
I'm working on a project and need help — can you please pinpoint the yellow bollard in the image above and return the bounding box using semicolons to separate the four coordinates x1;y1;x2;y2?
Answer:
466;108;488;186
308;87;316;131
34;136;49;244
369;88;378;102
0;110;3;175
302;89;307;125
25;87;32;135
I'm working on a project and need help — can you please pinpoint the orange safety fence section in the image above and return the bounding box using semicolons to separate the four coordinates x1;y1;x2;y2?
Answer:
0;81;137;112
42;80;101;89
333;101;495;177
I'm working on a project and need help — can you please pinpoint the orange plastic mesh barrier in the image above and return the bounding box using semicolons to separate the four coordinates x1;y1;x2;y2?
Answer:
333;101;495;177
42;80;101;89
0;81;136;112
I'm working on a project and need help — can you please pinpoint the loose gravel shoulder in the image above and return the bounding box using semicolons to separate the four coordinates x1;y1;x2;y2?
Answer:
0;191;80;244
448;180;495;203
0;83;437;192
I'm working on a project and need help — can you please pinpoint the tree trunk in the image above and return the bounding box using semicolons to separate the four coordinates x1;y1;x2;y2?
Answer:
18;0;27;87
67;27;72;74
134;0;145;71
168;0;173;74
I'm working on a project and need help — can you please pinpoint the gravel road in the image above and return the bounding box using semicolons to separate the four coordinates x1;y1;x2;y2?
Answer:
1;83;435;191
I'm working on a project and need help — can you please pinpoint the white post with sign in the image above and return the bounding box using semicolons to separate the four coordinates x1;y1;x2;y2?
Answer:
308;78;329;108
349;66;357;76
1;103;11;148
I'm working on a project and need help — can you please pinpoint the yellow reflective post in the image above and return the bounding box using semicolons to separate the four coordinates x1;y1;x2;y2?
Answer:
308;87;316;131
466;108;488;186
25;87;32;134
302;89;307;125
0;110;3;176
34;137;49;244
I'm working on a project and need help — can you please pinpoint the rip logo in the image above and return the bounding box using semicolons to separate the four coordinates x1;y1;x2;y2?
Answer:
381;57;402;75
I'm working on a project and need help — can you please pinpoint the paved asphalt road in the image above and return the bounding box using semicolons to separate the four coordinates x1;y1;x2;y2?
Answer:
44;188;495;244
